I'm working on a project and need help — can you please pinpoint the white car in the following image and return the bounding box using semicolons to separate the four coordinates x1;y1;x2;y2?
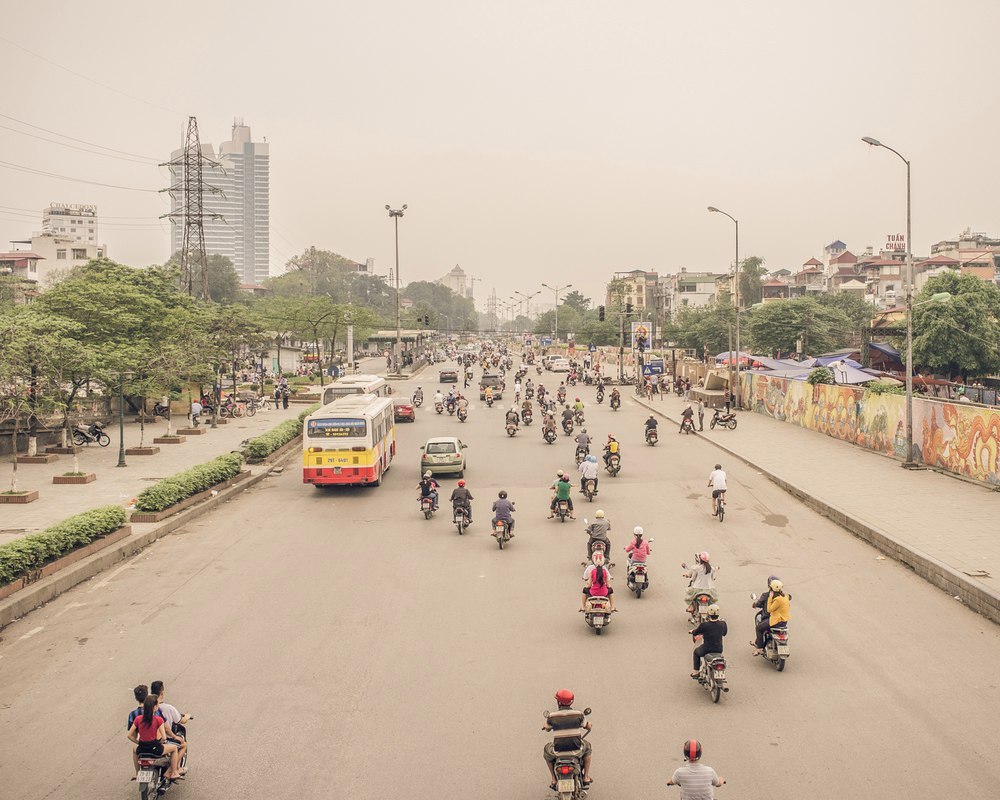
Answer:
549;358;571;373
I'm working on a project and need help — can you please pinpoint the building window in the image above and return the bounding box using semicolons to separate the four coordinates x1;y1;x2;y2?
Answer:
29;261;37;272
72;248;87;259
56;249;67;259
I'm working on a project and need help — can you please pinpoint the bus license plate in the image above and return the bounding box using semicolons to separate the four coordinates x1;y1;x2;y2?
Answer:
558;779;574;793
137;770;154;783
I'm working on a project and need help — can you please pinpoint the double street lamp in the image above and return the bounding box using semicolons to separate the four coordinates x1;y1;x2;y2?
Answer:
708;206;741;407
541;283;572;344
385;204;407;375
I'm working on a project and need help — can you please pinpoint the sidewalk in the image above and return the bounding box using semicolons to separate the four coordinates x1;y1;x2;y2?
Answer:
636;393;1000;624
0;403;302;545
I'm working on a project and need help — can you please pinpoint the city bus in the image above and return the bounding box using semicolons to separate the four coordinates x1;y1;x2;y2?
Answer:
321;374;390;406
302;393;396;487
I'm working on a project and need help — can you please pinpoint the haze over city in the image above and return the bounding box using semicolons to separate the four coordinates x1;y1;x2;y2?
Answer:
2;0;999;303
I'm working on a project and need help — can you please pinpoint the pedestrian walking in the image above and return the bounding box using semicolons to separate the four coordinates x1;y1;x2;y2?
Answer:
683;378;691;400
724;388;732;413
281;386;290;410
190;400;203;427
697;398;705;431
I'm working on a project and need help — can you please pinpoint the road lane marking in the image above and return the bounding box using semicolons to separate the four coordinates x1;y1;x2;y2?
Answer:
54;602;87;618
19;626;44;640
89;554;143;592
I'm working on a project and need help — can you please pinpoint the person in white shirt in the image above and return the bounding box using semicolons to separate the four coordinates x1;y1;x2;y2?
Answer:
707;464;727;516
578;454;600;494
667;739;725;799
433;390;445;406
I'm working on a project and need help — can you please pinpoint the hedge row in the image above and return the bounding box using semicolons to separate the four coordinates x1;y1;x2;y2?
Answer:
134;452;244;512
243;404;319;461
0;505;127;587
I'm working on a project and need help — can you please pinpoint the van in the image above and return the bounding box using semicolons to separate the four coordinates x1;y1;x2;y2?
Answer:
479;373;503;400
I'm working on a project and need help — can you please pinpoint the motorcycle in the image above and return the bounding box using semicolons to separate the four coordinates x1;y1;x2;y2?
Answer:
73;421;110;447
575;445;589;465
446;401;456;416
453;505;470;535
710;409;738;430
435;402;444;415
573;410;585;426
583;595;614;635
521;409;533;425
626;545;652;598
536;366;542;375
526;387;534;399
458;407;468;423
506;422;519;437
412;394;424;408
543;707;592;799
645;428;658;446
562;419;574;436
583;478;597;502
596;390;604;404
554;498;571;523
610;396;621;411
486;396;494;408
752;593;790;671
693;648;728;703
419;495;436;519
152;402;170;418
605;453;621;477
680;417;695;435
543;428;557;445
492;518;512;549
686;589;716;626
135;718;192;799
557;390;567;404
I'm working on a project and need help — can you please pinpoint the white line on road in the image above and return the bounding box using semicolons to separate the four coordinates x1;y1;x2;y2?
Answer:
89;555;143;592
54;602;87;618
18;626;44;640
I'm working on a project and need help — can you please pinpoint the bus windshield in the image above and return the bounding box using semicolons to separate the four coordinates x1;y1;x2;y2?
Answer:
307;418;367;438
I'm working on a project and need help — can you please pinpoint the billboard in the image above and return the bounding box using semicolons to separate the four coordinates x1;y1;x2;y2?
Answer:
631;321;653;351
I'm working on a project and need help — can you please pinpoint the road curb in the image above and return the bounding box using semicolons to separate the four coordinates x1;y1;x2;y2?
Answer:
635;396;1000;625
0;449;296;631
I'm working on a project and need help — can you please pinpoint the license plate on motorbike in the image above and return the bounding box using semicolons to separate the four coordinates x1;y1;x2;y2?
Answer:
558;779;575;793
136;770;154;784
593;616;604;625
778;645;789;655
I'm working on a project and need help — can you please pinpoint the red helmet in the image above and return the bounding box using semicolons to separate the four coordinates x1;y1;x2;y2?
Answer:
554;689;574;707
458;479;466;487
683;739;702;761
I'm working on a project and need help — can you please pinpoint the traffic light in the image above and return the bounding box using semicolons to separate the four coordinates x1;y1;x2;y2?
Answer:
598;305;605;321
422;315;430;325
637;335;647;353
626;303;633;314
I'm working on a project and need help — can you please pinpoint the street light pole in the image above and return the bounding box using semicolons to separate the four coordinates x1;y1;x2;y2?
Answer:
116;372;128;468
862;136;917;467
708;207;740;407
386;204;407;375
541;283;572;345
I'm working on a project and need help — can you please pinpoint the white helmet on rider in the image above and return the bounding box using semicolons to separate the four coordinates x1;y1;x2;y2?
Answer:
595;510;605;519
633;526;644;536
423;471;432;478
707;604;721;617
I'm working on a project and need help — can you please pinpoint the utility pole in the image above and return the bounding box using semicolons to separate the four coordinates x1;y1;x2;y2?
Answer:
161;116;222;300
385;205;407;375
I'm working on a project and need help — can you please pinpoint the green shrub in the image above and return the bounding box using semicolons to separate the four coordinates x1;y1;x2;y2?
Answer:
0;505;127;586
243;403;320;461
134;452;244;512
806;367;835;385
865;381;905;396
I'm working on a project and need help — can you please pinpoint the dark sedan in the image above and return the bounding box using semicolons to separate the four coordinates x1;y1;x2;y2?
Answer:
439;370;459;383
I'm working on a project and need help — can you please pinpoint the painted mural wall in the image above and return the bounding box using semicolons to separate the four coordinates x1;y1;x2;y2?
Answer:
741;374;1000;487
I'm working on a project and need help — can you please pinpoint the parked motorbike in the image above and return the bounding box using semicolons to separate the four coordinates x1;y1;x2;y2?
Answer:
543;428;557;445
605;453;621;477
583;595;614;635
693;648;728;703
492;518;512;549
543;707;592;799
752;592;790;671
710;409;738;430
73;421;110;447
458;407;468;423
435;402;444;414
419;495;436;520
645;428;658;446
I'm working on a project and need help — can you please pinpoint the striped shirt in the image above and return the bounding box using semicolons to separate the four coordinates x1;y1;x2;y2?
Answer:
670;763;721;800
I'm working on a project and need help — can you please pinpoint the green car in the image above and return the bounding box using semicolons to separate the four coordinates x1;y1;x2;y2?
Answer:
420;436;468;477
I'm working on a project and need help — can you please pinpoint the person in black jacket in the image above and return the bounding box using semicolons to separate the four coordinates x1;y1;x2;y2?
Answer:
690;605;728;677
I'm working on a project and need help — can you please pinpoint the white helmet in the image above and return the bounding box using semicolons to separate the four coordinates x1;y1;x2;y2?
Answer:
595;510;605;519
633;526;644;536
423;471;432;478
556;469;564;477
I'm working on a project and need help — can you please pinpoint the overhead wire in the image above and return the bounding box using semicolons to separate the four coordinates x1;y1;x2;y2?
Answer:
0;160;158;192
0;122;158;165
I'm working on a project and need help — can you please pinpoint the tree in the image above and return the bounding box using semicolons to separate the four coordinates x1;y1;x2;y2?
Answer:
816;292;874;336
747;298;853;356
562;290;591;314
912;271;1000;379
206;255;241;303
403;281;477;331
672;303;737;357
738;256;767;307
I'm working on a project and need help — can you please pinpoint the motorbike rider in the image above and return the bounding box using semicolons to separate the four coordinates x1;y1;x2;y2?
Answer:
585;510;611;560
505;406;520;428
491;490;516;535
521;397;533;417
690;605;728;678
417;471;440;510
456;393;469;415
603;435;620;468
127;694;184;781
543;689;593;789
484;386;494;404
683;552;720;611
679;403;695;432
433;389;445;407
609;387;621;407
548;471;576;519
625;526;650;566
582;550;608;583
450;479;474;523
413;387;424;404
707;464;727;516
578;454;599;494
574;428;591;456
542;411;557;436
667;740;726;797
753;579;790;654
561;405;575;430
644;415;658;438
573;397;585;415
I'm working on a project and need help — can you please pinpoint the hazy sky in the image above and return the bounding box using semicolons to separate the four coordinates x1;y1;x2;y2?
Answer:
2;1;999;306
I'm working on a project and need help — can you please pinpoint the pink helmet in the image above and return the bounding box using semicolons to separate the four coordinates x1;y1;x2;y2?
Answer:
698;551;710;563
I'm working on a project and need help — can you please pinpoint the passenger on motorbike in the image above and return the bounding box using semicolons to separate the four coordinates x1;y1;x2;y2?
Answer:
542;413;557;434
609;387;621;406
543;690;593;789
417;472;440;510
450;480;474;523
582;550;607;583
690;605;727;677
585;510;611;559
578;454;599;493
413;387;424;404
127;694;184;780
580;562;615;613
679;403;695;432
683;552;719;610
433;390;445;406
491;490;516;535
707;464;727;516
603;436;620;467
548;472;575;518
753;579;790;654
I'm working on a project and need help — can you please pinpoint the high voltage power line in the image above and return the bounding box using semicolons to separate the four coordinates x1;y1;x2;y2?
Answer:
0;159;158;192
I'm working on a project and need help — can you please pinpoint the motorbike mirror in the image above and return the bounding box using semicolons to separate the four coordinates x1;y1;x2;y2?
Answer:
750;592;758;601
583;519;589;525
542;710;550;719
583;707;592;715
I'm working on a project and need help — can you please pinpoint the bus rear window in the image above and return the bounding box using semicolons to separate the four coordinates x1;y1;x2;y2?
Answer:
308;418;367;438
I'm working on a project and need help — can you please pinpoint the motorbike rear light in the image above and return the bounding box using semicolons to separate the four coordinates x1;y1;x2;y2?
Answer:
557;766;574;775
714;662;725;670
697;595;711;603
773;631;788;641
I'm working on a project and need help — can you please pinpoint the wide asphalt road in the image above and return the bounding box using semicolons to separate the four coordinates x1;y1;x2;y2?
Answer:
1;356;998;800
